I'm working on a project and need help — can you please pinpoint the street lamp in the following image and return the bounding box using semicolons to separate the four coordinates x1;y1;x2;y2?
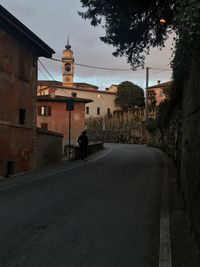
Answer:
159;18;167;24
97;94;105;131
66;98;75;160
145;67;149;121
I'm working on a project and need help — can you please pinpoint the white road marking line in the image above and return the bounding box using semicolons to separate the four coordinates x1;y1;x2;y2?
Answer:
158;151;172;267
27;148;112;183
26;165;80;183
0;184;18;191
0;149;112;189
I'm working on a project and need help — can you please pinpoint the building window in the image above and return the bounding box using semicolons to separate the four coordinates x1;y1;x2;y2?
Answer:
160;90;164;97
107;108;111;114
41;123;48;130
71;92;77;97
19;109;26;124
38;106;52;116
86;106;89;115
97;107;100;115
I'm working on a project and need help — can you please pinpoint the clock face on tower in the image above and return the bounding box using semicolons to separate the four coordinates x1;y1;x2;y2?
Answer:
65;63;71;74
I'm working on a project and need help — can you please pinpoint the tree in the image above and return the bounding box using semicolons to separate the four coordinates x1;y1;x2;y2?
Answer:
163;83;172;100
79;0;200;99
148;90;157;112
115;81;145;110
79;0;179;67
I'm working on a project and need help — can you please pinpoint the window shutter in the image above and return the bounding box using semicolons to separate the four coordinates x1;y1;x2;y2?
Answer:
48;106;52;116
38;106;42;115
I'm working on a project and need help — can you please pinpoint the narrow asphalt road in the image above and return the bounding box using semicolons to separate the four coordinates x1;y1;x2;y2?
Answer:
0;143;164;267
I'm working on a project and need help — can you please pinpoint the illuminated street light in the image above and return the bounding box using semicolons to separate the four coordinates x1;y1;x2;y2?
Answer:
159;18;166;24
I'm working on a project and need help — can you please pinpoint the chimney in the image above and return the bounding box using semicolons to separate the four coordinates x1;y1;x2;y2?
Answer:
49;88;56;98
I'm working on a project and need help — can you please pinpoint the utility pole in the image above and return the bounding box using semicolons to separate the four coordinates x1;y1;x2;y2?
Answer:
68;108;71;160
97;94;105;131
145;67;149;121
66;98;75;161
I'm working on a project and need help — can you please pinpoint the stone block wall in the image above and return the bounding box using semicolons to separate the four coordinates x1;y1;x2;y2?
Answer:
148;106;182;171
180;51;200;248
148;49;200;250
87;122;147;144
64;141;104;160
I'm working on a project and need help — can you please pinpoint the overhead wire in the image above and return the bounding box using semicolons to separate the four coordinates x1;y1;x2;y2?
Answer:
150;69;172;75
38;56;172;84
38;59;56;81
50;57;135;71
148;66;172;72
38;67;49;80
50;56;172;72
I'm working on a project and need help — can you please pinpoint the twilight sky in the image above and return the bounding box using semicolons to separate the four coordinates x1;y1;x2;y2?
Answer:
1;0;173;89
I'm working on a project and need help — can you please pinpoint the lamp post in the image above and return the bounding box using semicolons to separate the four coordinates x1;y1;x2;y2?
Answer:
66;98;75;161
97;94;105;131
145;67;149;121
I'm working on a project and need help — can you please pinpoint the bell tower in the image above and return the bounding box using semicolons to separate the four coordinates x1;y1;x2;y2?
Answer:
62;38;74;87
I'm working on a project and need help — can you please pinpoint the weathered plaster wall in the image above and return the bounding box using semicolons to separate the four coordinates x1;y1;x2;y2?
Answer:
36;128;63;168
37;101;86;146
0;122;33;176
0;27;38;176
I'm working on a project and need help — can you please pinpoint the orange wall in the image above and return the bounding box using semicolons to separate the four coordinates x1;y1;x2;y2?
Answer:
148;88;166;106
0;27;37;176
37;101;86;146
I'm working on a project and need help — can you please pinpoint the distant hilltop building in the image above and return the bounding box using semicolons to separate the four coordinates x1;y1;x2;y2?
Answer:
148;80;171;106
105;84;118;93
37;41;121;118
147;80;172;118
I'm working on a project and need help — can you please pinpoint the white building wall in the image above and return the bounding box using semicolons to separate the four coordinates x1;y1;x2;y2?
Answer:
41;87;121;118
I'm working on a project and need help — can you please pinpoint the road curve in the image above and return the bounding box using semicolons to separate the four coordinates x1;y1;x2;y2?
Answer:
0;143;164;267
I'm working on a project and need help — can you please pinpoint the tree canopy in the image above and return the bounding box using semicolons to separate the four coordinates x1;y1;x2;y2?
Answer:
79;0;179;68
115;81;145;109
79;0;200;101
148;90;157;111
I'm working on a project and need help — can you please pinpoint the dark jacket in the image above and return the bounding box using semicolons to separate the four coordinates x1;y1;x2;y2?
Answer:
78;132;88;146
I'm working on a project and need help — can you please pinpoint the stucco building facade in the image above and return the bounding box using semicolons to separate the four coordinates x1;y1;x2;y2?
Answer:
37;42;121;118
37;95;92;146
147;80;171;118
0;5;54;176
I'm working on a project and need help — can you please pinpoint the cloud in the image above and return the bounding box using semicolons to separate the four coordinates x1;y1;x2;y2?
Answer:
1;0;173;88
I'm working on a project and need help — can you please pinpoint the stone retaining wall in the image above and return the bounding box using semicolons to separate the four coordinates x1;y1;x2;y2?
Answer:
149;49;200;250
180;51;200;249
87;124;147;144
64;141;104;160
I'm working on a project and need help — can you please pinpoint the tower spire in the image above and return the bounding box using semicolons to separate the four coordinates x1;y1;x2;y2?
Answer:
65;35;71;50
62;36;74;86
